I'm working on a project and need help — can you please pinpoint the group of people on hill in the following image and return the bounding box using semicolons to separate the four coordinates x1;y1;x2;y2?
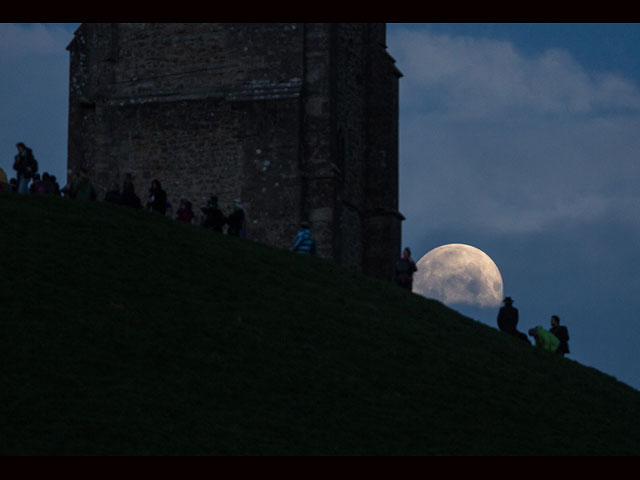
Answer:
497;296;570;356
4;142;320;250
1;142;62;196
386;246;572;358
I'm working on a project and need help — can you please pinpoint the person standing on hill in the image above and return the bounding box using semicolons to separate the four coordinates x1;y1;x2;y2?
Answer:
121;174;142;208
393;247;417;290
497;296;530;344
549;315;570;356
146;179;167;215
528;326;560;353
227;199;246;237
201;196;227;232
13;142;38;194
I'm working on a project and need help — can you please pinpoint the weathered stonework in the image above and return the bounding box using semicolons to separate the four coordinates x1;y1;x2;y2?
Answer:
67;23;403;281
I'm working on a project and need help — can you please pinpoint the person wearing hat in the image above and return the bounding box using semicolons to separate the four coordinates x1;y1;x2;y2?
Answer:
497;296;530;343
291;220;316;255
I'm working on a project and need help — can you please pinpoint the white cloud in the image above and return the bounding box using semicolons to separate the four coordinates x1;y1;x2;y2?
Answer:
390;29;640;119
389;27;640;236
0;23;72;58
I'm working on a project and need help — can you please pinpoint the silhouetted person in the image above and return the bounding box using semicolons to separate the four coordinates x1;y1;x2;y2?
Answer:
497;296;530;344
50;174;61;195
529;326;560;353
201;196;226;232
146;179;167;214
291;221;316;255
121;174;142;209
61;172;74;198
176;199;195;224
42;172;60;195
70;168;96;200
13;142;38;194
393;247;417;290
104;183;122;204
227;199;246;237
30;173;46;194
550;315;570;356
497;297;518;332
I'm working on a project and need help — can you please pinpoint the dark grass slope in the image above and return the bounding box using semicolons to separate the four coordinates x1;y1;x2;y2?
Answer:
1;192;640;455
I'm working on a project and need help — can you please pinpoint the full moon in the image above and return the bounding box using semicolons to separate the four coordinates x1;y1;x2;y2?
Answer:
412;244;504;307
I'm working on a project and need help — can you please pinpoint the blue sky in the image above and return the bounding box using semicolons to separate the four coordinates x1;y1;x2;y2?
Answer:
2;23;640;391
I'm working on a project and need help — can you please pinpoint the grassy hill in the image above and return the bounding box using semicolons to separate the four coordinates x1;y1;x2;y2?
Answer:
1;192;640;455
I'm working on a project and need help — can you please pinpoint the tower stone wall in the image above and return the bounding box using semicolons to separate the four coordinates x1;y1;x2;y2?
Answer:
67;23;403;281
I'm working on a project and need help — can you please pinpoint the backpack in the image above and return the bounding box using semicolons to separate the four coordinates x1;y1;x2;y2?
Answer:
23;151;38;179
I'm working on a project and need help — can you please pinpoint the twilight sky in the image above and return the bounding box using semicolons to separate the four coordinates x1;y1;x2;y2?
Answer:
2;23;639;391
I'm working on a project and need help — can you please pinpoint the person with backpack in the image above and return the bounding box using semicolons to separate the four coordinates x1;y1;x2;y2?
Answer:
528;325;560;353
13;142;38;194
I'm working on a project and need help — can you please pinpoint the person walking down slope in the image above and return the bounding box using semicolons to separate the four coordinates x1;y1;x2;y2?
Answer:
393;247;417;290
497;296;530;343
291;221;316;255
528;325;560;353
549;315;570;357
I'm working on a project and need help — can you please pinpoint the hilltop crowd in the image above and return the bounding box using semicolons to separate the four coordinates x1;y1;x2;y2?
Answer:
4;142;420;287
4;144;572;357
3;142;318;253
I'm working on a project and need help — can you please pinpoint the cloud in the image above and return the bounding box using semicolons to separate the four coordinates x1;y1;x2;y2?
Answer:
0;23;72;58
390;29;640;119
388;27;640;236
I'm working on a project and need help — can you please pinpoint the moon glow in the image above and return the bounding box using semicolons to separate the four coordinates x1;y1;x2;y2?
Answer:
413;244;504;307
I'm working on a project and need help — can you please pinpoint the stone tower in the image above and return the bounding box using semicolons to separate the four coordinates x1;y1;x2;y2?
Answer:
67;23;403;281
